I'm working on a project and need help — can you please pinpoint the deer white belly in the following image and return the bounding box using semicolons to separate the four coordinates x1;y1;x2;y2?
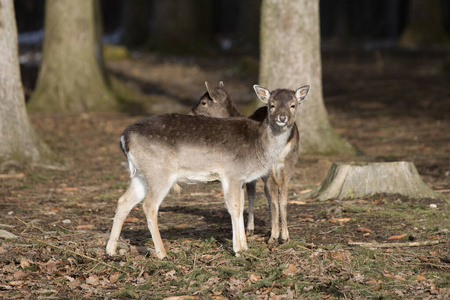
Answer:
177;169;221;184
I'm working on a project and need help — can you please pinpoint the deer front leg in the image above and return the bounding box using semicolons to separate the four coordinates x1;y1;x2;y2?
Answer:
106;176;146;256
222;179;248;255
245;181;257;236
265;173;280;244
279;175;290;243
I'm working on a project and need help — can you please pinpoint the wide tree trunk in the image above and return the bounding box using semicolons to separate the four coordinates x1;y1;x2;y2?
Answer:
0;0;59;169
149;0;213;54
399;0;449;47
28;0;116;113
257;0;355;155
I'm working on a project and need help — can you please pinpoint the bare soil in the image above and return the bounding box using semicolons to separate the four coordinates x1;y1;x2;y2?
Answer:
1;49;449;299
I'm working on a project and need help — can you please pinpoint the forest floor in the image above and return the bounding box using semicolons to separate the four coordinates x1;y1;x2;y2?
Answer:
1;48;450;299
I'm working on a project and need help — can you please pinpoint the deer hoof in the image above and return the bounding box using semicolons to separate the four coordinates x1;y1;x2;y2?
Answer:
267;237;278;245
280;238;290;244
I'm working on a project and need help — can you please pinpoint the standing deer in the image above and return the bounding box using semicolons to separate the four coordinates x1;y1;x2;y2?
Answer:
106;83;310;259
190;82;307;243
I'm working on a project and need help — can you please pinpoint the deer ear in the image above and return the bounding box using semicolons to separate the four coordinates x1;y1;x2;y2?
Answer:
205;81;218;103
295;85;311;103
253;85;271;103
219;81;224;87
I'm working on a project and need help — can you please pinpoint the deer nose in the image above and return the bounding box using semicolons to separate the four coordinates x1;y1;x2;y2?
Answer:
278;115;287;123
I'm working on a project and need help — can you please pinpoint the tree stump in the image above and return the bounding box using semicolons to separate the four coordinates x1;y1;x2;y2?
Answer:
305;161;441;201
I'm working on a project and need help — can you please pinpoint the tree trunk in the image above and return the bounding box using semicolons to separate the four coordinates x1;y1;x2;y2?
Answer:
120;0;151;47
306;162;440;201
0;0;60;169
399;0;449;47
149;0;213;54
257;0;355;155
28;0;116;113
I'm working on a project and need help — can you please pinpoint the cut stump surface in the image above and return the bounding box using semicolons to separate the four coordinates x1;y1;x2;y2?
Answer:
305;161;441;201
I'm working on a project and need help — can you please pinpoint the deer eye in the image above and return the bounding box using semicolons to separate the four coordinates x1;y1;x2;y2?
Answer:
269;104;275;109
290;104;296;108
201;101;207;106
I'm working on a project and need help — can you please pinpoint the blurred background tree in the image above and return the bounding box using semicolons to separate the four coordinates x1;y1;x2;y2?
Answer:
0;0;59;169
399;0;450;47
27;0;116;113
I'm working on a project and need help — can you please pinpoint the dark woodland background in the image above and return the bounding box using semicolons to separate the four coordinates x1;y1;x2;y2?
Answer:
14;0;450;51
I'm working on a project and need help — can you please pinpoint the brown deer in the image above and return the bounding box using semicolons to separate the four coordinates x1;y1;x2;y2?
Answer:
106;83;310;259
189;82;306;244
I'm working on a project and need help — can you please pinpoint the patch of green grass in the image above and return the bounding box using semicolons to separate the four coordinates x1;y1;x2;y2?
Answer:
30;173;52;182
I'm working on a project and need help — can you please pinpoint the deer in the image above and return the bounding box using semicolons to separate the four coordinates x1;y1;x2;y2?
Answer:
189;82;306;244
106;83;311;259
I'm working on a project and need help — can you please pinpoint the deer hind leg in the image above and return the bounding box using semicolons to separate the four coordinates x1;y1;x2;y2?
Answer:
222;179;248;255
141;174;177;260
106;175;146;256
245;181;257;236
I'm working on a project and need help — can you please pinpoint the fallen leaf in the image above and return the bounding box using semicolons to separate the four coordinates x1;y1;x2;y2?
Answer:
173;224;190;229
165;270;177;280
13;270;27;280
86;275;100;286
336;218;351;224
20;257;31;269
387;234;406;240
109;272;120;283
124;217;139;223
416;275;426;281
282;264;297;276
370;283;382;291
76;224;94;229
248;274;261;283
427;234;440;240
68;279;81;289
288;200;306;205
45;260;58;273
357;227;372;233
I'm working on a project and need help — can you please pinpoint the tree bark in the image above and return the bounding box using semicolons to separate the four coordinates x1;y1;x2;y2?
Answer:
0;0;60;169
120;0;150;47
149;0;213;54
306;162;440;201
399;0;449;47
257;0;355;155
28;0;116;113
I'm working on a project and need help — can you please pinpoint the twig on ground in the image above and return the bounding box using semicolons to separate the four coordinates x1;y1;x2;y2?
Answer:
0;173;25;179
348;240;443;248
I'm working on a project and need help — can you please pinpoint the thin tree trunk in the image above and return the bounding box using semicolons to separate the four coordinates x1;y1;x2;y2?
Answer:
28;0;116;113
0;0;60;169
258;0;355;155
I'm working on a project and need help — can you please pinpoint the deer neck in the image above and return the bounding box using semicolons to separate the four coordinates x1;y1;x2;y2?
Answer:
255;118;293;172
